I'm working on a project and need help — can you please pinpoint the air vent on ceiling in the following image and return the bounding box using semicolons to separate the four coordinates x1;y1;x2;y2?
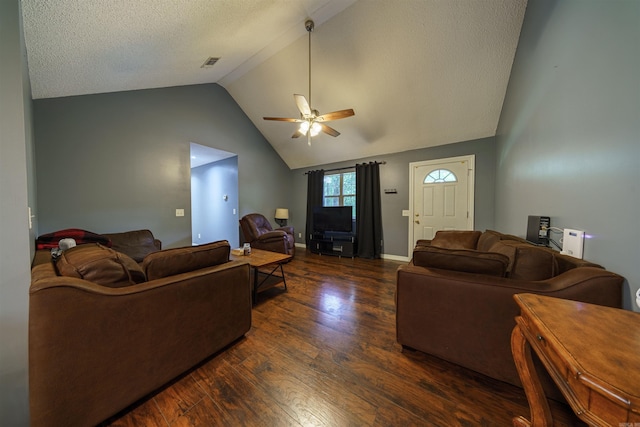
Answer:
201;57;220;68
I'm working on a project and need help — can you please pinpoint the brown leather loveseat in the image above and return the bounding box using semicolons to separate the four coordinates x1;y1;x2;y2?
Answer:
396;230;624;392
29;238;252;427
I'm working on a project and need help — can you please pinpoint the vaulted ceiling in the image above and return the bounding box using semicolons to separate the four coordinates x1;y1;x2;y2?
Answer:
21;0;527;169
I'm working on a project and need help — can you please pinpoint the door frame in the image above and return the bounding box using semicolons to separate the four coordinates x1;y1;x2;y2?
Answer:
408;155;475;256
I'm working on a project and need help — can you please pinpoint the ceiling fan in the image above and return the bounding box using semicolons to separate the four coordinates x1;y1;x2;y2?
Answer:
263;19;355;146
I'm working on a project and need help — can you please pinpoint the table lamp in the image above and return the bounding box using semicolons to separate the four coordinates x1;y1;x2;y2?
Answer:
275;208;289;227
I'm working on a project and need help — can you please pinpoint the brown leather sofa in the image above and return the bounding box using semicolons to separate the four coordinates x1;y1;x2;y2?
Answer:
240;213;295;256
29;239;252;427
396;230;624;394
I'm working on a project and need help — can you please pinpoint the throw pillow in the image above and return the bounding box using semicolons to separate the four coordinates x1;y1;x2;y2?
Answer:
488;240;557;281
55;243;146;287
142;240;230;281
413;246;509;277
430;230;482;250
476;230;502;252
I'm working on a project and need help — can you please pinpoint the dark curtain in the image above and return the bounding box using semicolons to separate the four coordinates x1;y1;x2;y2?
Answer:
305;169;324;245
356;162;383;258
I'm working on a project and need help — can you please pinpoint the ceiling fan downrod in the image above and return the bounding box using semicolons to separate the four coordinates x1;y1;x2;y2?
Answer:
305;19;314;113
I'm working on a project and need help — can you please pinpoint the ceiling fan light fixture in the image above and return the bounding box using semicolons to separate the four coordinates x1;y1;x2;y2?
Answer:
299;120;321;137
310;122;321;136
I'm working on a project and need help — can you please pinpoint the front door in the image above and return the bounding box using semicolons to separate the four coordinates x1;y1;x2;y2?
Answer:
410;156;475;249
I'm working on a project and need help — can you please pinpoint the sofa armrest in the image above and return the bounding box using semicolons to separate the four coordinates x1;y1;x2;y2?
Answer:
256;230;287;241
276;226;294;235
29;261;251;427
397;264;623;306
31;260;248;295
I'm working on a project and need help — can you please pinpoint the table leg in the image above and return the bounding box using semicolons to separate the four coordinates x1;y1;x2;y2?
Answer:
252;263;288;305
279;264;287;291
252;266;258;304
511;323;553;427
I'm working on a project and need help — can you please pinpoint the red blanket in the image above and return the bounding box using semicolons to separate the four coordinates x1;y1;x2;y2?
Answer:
36;228;112;250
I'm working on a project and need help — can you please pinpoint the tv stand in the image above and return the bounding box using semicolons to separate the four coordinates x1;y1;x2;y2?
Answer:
309;233;357;258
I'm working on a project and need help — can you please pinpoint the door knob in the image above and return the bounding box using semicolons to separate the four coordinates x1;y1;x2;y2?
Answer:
414;220;420;224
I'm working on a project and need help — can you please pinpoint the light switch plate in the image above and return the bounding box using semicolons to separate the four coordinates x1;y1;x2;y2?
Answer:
176;209;185;217
560;228;584;259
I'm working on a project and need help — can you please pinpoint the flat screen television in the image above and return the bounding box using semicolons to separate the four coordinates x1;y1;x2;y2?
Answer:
313;206;353;233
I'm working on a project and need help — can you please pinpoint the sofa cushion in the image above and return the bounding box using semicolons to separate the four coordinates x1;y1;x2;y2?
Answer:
413;246;510;277
102;229;160;263
477;230;502;252
554;252;602;274
142;240;230;280
488;240;557;281
55;243;146;287
430;230;482;250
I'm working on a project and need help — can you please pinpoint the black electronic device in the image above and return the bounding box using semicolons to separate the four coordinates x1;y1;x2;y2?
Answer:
526;215;550;245
312;206;353;233
310;206;356;257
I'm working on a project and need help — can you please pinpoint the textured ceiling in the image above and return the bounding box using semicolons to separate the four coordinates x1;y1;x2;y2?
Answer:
22;0;527;169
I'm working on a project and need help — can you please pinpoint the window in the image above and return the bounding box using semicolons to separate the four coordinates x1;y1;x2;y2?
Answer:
424;168;457;183
323;171;356;217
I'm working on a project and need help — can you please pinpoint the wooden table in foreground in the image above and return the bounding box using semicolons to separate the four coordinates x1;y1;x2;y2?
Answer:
511;293;640;427
230;248;292;304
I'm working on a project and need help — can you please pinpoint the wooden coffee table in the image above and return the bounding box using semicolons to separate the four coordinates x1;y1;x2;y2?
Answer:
511;293;640;426
230;248;292;304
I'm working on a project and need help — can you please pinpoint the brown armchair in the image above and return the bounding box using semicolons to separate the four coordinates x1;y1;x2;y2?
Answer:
240;213;295;256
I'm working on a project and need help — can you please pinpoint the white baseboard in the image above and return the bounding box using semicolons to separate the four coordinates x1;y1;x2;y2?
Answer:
381;253;411;262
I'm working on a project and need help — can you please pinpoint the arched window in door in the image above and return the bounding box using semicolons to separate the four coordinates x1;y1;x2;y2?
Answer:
424;169;457;183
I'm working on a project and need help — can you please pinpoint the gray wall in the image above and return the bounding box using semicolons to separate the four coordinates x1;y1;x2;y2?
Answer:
290;137;496;258
33;84;292;248
0;0;32;424
496;0;640;310
191;156;239;247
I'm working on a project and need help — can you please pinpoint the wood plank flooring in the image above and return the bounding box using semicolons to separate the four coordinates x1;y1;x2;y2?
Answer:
103;249;583;426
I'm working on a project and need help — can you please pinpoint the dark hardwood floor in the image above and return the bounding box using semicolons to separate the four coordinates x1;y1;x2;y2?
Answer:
104;249;582;426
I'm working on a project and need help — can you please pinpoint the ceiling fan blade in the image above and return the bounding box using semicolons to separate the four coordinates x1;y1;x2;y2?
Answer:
320;123;341;137
292;129;303;138
263;117;303;122
294;94;312;117
316;109;355;122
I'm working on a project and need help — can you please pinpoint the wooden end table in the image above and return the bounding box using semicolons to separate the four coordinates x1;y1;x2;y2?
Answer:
511;293;640;426
230;248;292;304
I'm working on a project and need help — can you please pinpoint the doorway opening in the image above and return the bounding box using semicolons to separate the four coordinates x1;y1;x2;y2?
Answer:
190;142;239;247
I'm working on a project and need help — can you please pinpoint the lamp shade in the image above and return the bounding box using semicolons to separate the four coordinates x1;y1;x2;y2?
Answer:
275;208;289;220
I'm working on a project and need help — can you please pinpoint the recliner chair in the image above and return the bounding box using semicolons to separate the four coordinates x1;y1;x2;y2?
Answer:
239;213;295;256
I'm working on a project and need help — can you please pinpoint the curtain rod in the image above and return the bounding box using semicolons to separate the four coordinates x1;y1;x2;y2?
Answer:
304;161;386;175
